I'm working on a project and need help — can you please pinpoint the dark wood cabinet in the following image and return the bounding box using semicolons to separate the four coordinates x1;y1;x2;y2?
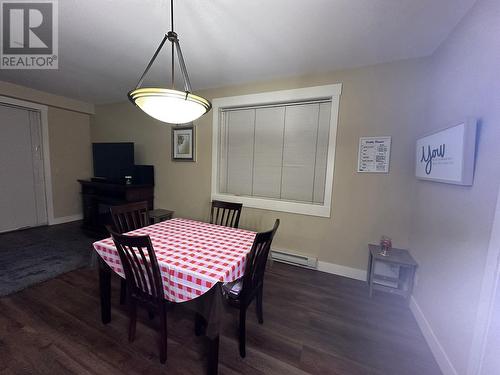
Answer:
78;179;154;234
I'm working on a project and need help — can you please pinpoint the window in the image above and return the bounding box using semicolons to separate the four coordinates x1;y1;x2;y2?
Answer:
211;84;341;217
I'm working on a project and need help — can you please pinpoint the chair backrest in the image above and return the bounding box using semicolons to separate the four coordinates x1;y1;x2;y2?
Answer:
241;219;280;298
110;201;150;233
210;200;243;228
109;230;164;300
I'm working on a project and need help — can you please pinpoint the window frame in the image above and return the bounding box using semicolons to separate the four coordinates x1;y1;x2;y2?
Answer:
211;84;342;218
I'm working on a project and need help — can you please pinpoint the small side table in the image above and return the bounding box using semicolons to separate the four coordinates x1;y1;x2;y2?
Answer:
149;209;174;224
367;244;417;302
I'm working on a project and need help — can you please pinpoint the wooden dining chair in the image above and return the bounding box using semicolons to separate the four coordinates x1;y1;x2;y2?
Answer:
210;200;243;228
110;201;150;234
222;219;280;358
109;230;168;364
109;201;150;304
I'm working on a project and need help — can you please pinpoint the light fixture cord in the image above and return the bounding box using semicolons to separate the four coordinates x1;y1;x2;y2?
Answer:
133;0;195;92
171;45;175;88
170;0;175;88
170;0;174;32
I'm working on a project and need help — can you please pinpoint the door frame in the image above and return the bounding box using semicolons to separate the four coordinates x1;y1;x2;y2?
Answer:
0;96;55;225
468;182;500;374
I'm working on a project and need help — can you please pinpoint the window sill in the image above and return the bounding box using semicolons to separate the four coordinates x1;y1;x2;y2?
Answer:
211;193;331;218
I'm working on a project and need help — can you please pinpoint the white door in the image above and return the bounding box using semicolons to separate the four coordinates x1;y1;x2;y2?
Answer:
0;104;47;232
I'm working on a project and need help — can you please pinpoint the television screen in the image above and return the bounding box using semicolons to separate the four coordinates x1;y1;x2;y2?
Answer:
92;143;134;181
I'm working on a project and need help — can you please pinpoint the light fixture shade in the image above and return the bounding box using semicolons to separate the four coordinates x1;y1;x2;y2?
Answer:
128;88;211;124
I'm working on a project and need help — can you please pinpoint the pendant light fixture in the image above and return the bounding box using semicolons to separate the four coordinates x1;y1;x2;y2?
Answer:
128;0;211;124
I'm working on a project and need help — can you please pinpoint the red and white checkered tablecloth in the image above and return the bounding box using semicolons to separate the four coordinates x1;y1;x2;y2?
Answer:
92;218;256;303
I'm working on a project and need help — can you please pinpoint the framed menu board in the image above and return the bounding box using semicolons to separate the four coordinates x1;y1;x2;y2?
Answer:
357;136;391;173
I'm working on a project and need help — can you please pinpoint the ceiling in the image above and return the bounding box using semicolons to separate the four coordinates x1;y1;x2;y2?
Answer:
0;0;477;104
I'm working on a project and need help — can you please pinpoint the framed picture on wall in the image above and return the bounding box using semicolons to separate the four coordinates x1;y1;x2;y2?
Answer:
172;124;195;161
357;136;392;173
415;119;477;185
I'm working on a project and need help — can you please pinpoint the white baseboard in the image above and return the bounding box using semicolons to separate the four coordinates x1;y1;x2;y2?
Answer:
410;296;457;375
317;261;367;281
49;213;83;225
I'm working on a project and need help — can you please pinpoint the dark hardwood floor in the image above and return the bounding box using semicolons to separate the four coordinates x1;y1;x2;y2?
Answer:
0;261;440;374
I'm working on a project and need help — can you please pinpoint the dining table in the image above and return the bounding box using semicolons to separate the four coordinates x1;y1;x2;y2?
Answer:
92;218;257;375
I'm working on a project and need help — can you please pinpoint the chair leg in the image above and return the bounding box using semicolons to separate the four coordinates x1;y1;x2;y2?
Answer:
239;306;246;358
256;285;264;324
128;299;137;342
120;279;127;305
159;303;167;364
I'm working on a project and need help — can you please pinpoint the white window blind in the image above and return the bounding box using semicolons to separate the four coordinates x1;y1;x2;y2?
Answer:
218;100;332;205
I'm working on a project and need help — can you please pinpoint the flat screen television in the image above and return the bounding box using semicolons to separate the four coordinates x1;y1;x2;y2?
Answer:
92;142;134;182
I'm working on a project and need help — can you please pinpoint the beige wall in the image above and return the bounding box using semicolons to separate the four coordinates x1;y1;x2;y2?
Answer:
92;58;429;271
0;80;94;114
48;107;93;218
0;81;94;220
409;0;500;373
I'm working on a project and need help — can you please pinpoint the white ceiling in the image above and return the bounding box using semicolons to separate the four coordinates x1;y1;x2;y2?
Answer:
0;0;477;104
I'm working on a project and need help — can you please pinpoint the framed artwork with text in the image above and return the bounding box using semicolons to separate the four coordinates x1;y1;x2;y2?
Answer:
415;119;477;185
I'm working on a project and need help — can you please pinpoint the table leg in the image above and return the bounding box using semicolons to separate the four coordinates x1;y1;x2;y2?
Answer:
367;253;373;284
207;335;220;375
99;258;111;324
368;254;375;298
190;284;222;374
406;266;416;305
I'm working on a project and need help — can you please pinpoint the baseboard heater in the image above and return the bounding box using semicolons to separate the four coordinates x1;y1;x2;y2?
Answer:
271;249;318;270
